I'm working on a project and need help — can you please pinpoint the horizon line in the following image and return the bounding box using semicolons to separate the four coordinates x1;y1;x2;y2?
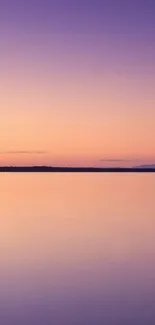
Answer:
0;166;155;173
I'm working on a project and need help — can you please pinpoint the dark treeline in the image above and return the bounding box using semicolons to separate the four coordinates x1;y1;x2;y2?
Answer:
0;166;155;172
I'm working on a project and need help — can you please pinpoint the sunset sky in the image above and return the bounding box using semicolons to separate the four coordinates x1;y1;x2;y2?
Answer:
1;0;155;166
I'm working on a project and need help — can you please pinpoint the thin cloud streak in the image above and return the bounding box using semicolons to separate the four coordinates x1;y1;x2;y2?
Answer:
0;151;48;155
100;159;138;162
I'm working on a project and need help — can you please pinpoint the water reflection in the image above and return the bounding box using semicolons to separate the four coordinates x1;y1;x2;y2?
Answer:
0;174;155;324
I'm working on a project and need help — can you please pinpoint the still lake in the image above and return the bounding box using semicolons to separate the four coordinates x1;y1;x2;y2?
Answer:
0;173;155;325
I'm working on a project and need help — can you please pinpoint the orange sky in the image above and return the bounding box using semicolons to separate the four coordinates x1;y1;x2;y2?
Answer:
1;67;154;166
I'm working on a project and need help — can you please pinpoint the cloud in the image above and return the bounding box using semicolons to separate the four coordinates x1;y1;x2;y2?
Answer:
100;159;132;162
100;158;141;162
0;151;48;155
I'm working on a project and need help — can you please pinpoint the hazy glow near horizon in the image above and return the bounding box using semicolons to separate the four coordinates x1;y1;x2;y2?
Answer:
0;1;155;166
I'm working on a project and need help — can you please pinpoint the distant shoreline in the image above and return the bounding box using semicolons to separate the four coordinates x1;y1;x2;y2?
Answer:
0;167;155;172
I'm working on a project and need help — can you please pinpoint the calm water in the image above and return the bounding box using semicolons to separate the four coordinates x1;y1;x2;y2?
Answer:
0;173;155;325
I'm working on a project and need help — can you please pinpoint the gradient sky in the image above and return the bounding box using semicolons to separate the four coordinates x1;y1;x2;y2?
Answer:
0;0;155;166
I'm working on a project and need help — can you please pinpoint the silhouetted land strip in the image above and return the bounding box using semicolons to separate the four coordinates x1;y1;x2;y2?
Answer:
0;166;155;172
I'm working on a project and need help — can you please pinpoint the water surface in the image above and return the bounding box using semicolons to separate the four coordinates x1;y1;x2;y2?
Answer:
0;174;155;324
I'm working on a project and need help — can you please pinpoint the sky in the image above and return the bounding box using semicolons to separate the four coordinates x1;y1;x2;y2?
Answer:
0;0;155;166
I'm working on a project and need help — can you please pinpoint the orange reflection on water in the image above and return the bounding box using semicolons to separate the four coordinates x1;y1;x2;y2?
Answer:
0;173;155;324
